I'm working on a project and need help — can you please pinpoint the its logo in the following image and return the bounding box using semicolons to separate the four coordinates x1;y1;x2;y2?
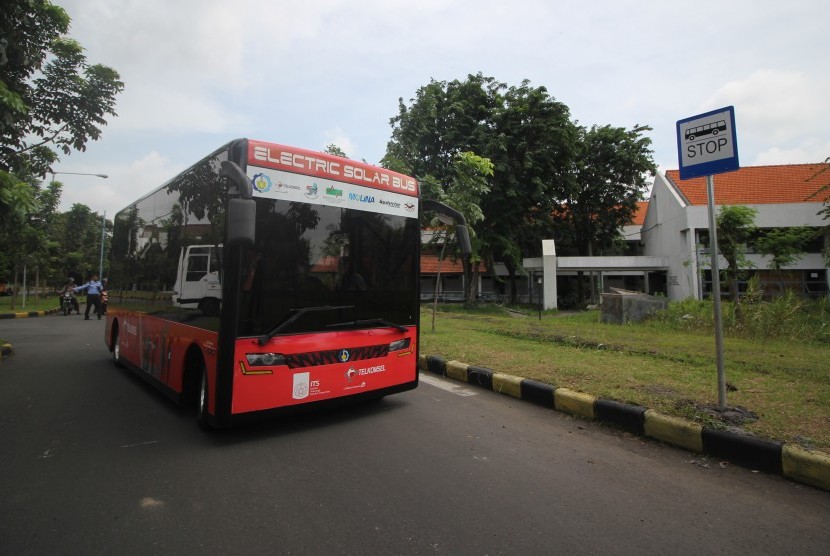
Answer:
292;372;310;400
338;349;351;363
404;203;416;212
252;173;272;193
305;183;319;199
346;367;357;382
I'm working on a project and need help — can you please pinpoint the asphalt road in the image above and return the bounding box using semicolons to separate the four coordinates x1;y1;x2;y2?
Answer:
1;315;829;555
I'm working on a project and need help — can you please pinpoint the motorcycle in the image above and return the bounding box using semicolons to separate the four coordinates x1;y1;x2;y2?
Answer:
61;290;78;316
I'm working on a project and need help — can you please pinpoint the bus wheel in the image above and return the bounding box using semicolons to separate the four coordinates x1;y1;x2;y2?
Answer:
196;368;213;431
111;326;123;367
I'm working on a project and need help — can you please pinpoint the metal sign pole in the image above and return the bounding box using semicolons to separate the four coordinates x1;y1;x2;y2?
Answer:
705;174;727;411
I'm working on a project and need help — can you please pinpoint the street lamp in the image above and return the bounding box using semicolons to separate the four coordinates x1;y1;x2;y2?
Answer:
50;171;109;277
51;171;108;180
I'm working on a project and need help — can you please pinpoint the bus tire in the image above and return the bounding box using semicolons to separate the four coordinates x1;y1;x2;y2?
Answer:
111;325;124;367
196;367;213;431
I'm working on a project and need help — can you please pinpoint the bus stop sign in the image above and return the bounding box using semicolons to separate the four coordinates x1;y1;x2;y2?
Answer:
676;106;739;180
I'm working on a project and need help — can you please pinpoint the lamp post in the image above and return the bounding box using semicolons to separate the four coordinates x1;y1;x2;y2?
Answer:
50;171;109;278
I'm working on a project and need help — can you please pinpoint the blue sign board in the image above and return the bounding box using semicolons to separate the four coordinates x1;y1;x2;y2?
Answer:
676;106;739;180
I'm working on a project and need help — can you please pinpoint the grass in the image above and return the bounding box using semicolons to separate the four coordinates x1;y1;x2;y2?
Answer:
420;304;830;452
0;294;61;314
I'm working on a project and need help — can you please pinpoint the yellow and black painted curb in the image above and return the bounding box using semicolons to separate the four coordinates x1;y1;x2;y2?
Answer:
420;354;830;492
0;308;60;319
0;309;60;360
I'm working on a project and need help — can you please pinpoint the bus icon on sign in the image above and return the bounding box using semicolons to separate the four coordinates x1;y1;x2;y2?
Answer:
685;120;727;142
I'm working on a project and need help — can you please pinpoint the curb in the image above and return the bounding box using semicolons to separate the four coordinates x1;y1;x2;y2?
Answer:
419;354;830;492
0;309;59;360
0;308;60;319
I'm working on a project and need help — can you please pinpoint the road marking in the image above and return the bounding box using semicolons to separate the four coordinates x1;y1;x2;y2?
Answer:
121;440;159;449
420;374;477;397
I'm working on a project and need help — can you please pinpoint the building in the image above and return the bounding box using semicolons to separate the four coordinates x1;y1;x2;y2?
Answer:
643;163;829;300
423;163;830;307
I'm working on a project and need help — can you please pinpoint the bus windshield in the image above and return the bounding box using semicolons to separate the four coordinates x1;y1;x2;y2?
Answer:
238;198;419;337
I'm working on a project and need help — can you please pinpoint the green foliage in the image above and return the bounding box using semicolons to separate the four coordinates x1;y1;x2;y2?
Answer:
385;73;657;304
324;144;348;158
0;0;122;293
715;205;758;303
755;226;814;270
647;295;830;344
556;124;656;256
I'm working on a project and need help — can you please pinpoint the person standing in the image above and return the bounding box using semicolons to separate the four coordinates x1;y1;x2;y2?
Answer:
74;273;104;320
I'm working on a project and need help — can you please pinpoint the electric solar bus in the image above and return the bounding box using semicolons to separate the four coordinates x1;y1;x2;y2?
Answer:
105;139;469;429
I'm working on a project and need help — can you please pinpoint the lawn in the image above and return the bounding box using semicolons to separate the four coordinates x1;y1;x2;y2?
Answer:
0;294;61;314
419;305;830;452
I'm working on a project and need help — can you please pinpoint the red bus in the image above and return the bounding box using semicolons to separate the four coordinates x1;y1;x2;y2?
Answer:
105;139;469;429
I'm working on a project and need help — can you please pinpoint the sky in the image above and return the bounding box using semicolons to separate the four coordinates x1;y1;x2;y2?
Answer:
49;0;830;217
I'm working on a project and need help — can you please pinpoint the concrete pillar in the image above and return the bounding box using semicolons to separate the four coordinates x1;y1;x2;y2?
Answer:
542;240;558;310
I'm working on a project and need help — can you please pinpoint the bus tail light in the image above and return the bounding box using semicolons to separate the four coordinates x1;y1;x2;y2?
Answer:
246;352;288;367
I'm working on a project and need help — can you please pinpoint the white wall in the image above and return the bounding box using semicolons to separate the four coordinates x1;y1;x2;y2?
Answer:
642;173;829;301
642;174;698;300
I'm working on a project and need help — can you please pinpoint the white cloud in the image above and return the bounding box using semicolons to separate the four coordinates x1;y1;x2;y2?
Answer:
46;0;830;200
753;140;830;166
703;70;828;144
321;128;358;158
58;151;182;216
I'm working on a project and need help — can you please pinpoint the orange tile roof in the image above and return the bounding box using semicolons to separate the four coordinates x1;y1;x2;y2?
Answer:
420;254;487;274
665;163;830;206
631;201;649;225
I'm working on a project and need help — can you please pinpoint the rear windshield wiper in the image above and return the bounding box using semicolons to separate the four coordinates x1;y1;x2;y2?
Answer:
326;318;408;333
259;305;354;345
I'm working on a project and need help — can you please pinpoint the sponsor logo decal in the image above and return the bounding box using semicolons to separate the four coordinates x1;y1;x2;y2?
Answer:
305;182;319;199
338;349;351;363
357;364;386;376
404;202;416;213
277;180;302;192
292;372;310;400
293;372;327;399
379;198;401;209
325;185;344;203
348;192;375;204
253;173;272;193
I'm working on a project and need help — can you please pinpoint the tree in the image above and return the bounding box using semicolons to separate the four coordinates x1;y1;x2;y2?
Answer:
0;0;123;291
754;227;815;292
384;74;577;303
324;144;348;158
715;205;757;304
554;124;656;304
421;151;493;308
482;80;576;303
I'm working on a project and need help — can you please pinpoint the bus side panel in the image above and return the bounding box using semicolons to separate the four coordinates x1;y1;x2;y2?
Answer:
108;310;219;403
231;328;418;414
